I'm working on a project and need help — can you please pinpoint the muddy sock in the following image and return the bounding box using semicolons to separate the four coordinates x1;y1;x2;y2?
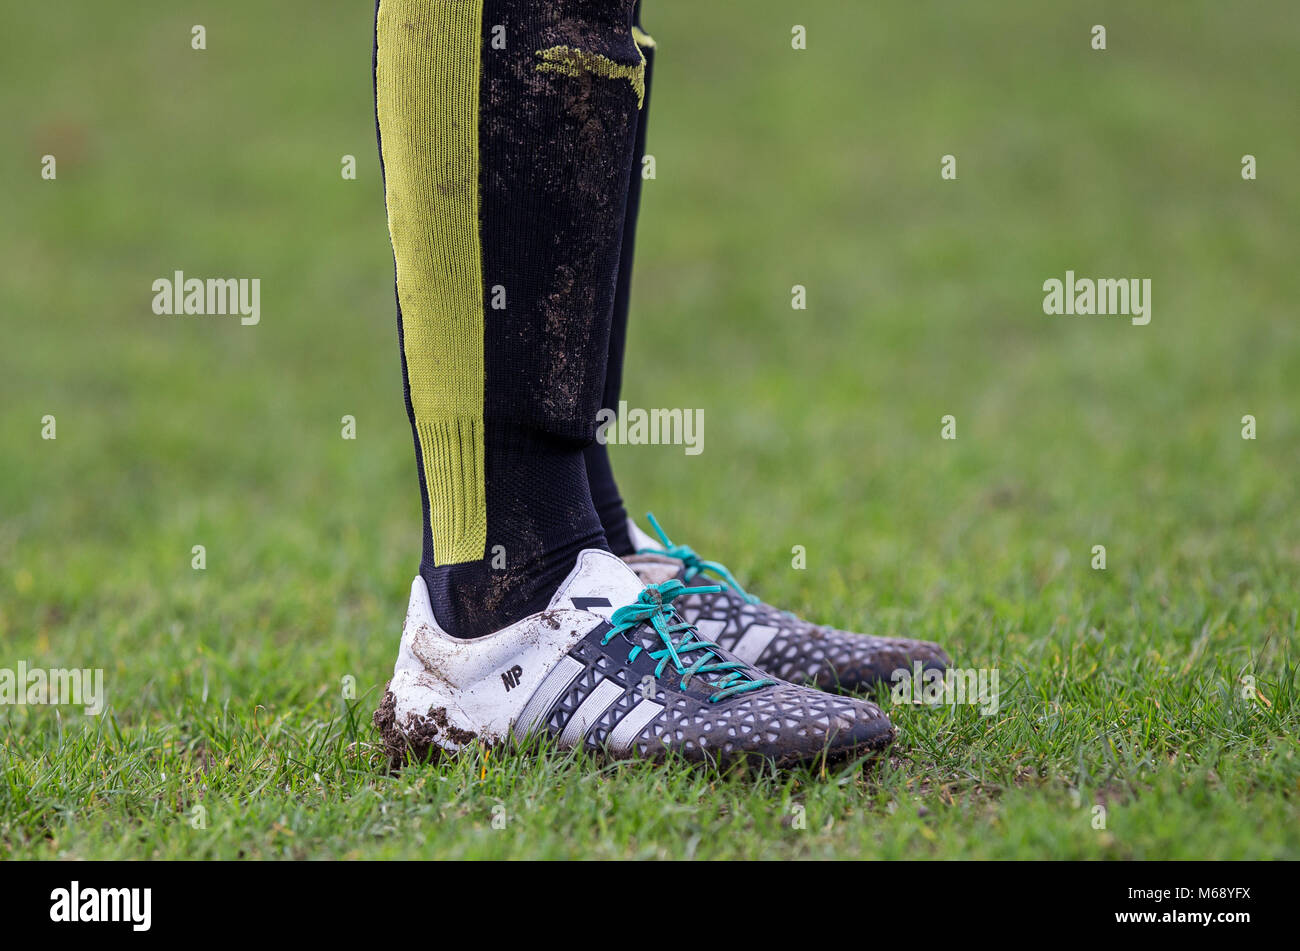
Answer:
584;2;654;559
376;0;644;637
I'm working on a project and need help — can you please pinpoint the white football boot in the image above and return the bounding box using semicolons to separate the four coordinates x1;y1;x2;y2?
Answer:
375;549;895;768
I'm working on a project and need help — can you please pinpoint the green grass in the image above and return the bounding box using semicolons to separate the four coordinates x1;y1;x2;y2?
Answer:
2;0;1298;859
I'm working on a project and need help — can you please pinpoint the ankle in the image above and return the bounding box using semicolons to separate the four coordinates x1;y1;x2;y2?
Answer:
422;425;609;638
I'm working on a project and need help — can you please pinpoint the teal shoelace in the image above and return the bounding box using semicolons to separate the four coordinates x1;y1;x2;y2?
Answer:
639;512;760;605
603;579;774;702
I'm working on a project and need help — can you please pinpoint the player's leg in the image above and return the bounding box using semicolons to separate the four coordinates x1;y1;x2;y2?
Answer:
582;0;655;559
377;0;641;639
372;0;895;764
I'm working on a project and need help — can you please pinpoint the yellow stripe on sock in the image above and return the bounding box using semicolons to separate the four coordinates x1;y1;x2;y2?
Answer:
376;0;487;565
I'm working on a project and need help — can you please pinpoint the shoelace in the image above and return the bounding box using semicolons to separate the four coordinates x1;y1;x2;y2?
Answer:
639;512;760;605
602;579;774;702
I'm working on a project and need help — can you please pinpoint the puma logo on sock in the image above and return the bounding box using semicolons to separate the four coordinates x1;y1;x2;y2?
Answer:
534;46;646;108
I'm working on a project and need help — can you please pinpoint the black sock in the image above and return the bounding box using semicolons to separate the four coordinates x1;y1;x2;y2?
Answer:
376;0;643;637
584;1;655;558
584;438;633;555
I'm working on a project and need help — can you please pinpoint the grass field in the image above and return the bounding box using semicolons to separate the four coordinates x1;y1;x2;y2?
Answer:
2;1;1298;859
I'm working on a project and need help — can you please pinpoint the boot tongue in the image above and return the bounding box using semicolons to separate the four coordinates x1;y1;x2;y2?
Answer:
555;550;760;698
626;517;662;553
549;549;646;622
